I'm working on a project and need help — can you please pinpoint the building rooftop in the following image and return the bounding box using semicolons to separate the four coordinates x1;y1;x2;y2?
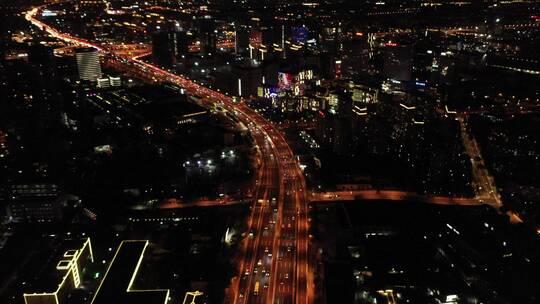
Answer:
23;238;93;300
91;240;169;304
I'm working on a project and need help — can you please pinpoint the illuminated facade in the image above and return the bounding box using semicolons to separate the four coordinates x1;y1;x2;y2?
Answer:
23;238;94;304
75;47;102;82
351;83;379;104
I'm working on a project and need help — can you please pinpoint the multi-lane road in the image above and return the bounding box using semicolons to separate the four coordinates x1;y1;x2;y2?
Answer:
457;115;502;209
25;6;312;304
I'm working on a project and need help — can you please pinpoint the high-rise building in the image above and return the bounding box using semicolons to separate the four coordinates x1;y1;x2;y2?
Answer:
152;31;178;67
215;59;262;96
28;44;60;96
198;16;216;55
235;28;250;54
175;30;189;56
381;44;413;81
261;26;275;46
75;47;102;82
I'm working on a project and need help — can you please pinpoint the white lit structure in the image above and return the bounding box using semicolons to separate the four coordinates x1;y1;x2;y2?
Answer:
97;77;110;88
109;76;121;87
75;47;102;82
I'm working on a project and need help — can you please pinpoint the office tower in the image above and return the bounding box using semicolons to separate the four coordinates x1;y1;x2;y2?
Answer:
235;28;250;54
381;44;413;81
175;30;189;57
152;31;179;67
198;16;217;55
75;47;102;82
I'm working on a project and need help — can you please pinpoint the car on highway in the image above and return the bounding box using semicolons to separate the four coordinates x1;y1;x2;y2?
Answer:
254;281;260;296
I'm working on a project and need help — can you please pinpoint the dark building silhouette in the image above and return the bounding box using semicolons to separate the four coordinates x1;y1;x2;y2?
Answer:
198;16;216;55
175;30;189;57
152;31;178;67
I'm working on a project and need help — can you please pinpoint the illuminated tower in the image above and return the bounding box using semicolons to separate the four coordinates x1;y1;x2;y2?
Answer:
75;47;102;82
